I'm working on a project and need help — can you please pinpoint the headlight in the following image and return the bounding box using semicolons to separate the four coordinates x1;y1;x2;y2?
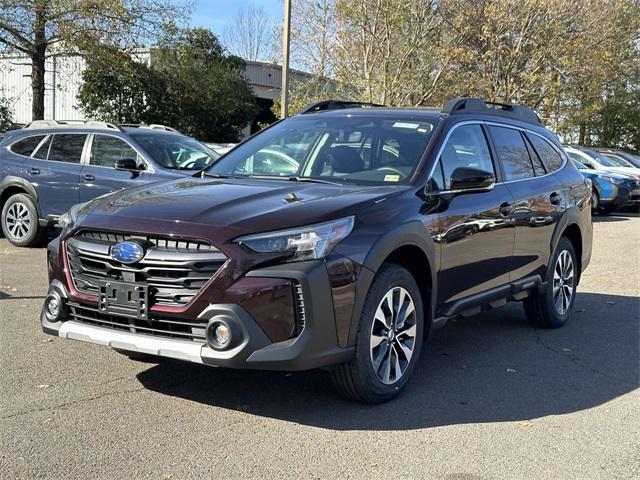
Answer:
235;216;355;262
58;202;86;230
601;175;624;185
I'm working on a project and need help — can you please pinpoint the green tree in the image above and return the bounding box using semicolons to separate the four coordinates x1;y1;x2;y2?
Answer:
0;0;186;120
78;28;257;142
0;95;13;130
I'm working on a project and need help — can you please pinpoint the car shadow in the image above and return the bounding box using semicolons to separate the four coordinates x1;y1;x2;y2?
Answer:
136;292;638;431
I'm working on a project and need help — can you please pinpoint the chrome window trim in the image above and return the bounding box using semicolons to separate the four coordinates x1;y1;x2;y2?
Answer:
425;119;568;192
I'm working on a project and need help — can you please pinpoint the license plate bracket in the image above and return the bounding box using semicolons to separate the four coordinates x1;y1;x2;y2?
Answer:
99;281;148;319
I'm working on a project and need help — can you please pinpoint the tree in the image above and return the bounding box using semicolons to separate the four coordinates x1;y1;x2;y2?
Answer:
0;94;12;130
78;28;257;142
0;0;186;120
221;3;274;61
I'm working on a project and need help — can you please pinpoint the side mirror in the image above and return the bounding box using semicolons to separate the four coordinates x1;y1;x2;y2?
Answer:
114;158;143;171
449;167;495;192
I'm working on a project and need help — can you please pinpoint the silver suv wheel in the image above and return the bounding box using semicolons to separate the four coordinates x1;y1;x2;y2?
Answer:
369;286;417;385
5;201;33;240
553;250;575;315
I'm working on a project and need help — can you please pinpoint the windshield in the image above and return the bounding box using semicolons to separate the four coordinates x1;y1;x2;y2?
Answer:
207;115;438;184
131;133;220;170
582;148;618;167
601;153;634;168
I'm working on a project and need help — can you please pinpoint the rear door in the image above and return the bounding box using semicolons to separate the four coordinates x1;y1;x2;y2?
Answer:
432;123;516;311
487;125;564;282
21;133;85;218
79;134;154;202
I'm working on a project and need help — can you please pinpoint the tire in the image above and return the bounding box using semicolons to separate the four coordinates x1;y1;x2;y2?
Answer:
524;237;578;328
112;348;157;362
599;205;614;215
590;189;599;212
1;193;46;247
330;264;424;403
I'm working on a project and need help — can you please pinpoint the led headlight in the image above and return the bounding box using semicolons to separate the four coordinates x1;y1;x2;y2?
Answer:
58;202;86;230
601;175;627;185
235;216;355;262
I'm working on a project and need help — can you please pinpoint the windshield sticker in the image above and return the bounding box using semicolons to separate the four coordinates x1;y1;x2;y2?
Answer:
384;174;400;182
392;122;420;129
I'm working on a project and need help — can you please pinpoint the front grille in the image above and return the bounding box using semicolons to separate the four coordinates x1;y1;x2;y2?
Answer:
68;301;207;342
66;231;227;307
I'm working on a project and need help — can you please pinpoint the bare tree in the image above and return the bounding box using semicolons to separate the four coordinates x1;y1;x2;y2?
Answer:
222;3;273;61
0;0;187;120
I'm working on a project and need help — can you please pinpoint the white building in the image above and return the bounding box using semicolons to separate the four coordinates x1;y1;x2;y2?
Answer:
0;52;309;135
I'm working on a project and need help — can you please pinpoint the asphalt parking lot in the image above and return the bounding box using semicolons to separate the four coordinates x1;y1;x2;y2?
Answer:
1;214;638;480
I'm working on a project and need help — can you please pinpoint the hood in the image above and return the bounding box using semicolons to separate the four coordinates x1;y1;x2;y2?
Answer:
80;176;406;234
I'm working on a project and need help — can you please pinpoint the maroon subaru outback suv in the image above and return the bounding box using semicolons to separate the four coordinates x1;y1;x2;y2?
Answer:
41;98;593;402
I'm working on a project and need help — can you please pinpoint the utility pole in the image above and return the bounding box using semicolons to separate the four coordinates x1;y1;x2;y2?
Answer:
280;0;292;118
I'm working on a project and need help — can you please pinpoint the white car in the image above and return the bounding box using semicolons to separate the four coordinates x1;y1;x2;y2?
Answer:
564;146;640;178
206;142;237;155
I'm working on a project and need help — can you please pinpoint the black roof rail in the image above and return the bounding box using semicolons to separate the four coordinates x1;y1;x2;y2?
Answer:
441;97;542;125
299;99;384;114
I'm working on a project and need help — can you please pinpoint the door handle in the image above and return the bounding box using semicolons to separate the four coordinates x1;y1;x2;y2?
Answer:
499;202;512;216
83;174;95;182
550;192;562;205
28;168;40;175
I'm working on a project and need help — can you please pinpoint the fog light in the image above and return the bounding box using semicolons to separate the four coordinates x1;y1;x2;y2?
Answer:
44;293;65;322
215;324;230;346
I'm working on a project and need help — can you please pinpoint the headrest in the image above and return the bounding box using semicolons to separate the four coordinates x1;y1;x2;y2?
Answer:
331;146;364;173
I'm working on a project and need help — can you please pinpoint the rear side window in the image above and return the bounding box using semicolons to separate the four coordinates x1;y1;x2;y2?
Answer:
435;124;494;190
488;126;535;181
9;135;45;157
33;136;51;160
47;134;87;163
527;134;563;172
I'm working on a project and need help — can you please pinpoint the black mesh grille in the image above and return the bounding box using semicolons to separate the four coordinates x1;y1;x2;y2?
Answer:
68;301;207;342
66;231;227;307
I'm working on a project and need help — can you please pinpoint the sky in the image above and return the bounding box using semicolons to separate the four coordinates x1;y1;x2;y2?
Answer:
188;0;283;35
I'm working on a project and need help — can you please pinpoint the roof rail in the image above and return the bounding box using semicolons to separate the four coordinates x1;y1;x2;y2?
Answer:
122;123;182;134
441;97;542;125
299;99;384;114
24;119;124;131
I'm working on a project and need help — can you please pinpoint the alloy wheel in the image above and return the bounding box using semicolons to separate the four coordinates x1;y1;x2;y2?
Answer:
369;286;417;385
553;250;575;315
5;202;32;240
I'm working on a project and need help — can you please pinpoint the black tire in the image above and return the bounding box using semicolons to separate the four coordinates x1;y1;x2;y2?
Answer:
330;264;424;403
599;204;615;215
590;189;600;213
524;237;578;328
1;193;46;247
112;348;157;362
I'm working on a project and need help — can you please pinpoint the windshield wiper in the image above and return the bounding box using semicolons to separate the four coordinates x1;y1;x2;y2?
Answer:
200;172;229;179
287;176;344;186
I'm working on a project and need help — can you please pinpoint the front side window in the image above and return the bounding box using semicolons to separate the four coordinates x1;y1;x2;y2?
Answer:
131;133;220;170
9;135;45;157
208;116;438;185
47;134;87;163
91;135;144;169
489;126;535;181
432;124;494;190
528;134;563;172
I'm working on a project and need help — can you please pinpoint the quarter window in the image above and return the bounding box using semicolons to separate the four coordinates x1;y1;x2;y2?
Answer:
489;126;535;181
527;134;563;172
9;135;45;157
47;134;87;163
33;136;51;160
90;135;144;169
435;124;494;190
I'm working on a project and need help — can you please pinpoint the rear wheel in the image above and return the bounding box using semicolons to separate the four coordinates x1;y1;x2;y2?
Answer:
590;189;599;212
524;237;577;328
1;193;46;247
330;264;424;403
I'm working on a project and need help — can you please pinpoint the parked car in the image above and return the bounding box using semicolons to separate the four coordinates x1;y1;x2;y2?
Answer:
41;98;593;403
570;158;640;213
206;142;237;155
0;121;220;246
564;146;640;178
594;148;640;169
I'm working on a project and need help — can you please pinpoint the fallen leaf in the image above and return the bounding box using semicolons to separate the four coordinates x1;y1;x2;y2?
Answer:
519;421;534;427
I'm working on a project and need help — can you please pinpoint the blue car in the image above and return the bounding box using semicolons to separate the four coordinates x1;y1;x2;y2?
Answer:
570;158;640;214
0;121;220;246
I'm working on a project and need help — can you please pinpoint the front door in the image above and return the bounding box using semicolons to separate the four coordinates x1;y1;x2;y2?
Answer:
431;123;516;312
79;134;152;203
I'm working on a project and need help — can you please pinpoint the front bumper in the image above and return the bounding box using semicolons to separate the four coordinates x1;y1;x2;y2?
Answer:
599;183;640;206
42;258;355;371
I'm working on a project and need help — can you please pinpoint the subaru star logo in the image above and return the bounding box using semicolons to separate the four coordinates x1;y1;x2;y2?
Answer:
111;241;145;264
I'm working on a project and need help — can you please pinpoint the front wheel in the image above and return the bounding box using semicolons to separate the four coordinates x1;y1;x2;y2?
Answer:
330;264;424;403
524;237;577;328
1;193;46;247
